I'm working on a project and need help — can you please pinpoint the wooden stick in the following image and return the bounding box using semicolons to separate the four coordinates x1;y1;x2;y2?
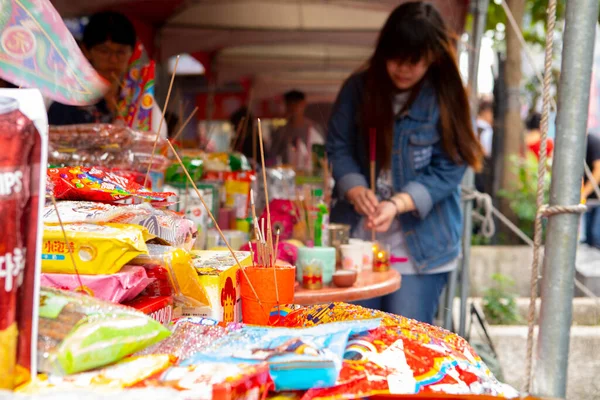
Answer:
252;121;258;168
164;135;265;310
370;159;376;242
166;106;199;152
248;241;256;267
257;119;275;266
50;195;84;291
144;55;180;188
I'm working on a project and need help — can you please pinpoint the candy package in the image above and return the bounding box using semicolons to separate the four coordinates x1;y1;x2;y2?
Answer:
183;320;380;391
152;362;271;400
48;166;173;203
40;266;153;303
0;94;47;389
302;325;519;399
37;288;170;376
44;201;197;249
17;355;174;394
42;223;151;275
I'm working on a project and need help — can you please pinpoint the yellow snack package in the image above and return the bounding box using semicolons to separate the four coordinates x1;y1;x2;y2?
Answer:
42;223;151;275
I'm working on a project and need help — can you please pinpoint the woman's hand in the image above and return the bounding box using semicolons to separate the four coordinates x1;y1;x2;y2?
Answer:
346;186;378;216
366;201;398;232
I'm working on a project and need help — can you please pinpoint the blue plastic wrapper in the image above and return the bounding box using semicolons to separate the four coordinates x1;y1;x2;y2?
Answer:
181;319;380;391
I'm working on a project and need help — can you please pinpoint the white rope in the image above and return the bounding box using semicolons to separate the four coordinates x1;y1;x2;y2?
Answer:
462;187;598;301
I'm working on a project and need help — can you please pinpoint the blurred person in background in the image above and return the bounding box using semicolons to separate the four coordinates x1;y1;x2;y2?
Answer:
269;90;323;173
326;2;484;324
48;11;167;138
475;98;494;195
229;107;255;162
476;98;494;156
582;132;600;248
525;112;554;160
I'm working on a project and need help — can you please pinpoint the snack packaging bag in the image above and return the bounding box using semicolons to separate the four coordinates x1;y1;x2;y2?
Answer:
224;171;254;219
43;201;197;250
37;288;171;376
184;320;380;391
41;266;153;303
303;326;519;399
41;223;151;275
154;362;271;400
130;245;210;308
48;166;173;203
0;92;47;389
17;354;174;393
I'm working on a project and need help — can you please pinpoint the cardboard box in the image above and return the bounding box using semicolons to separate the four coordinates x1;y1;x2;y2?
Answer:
181;251;252;323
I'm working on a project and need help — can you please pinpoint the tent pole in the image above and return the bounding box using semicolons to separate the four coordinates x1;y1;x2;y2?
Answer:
457;0;489;337
533;0;600;396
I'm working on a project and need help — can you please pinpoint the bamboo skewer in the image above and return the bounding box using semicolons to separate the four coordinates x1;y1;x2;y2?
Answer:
50;195;84;291
144;55;180;188
369;128;377;242
164;132;265;311
257;119;275;265
166;106;199;153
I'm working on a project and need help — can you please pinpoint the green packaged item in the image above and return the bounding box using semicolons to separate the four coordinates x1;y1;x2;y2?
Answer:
37;288;170;376
165;156;204;184
312;188;329;247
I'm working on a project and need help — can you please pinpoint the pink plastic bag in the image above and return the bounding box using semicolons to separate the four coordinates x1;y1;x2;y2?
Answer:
40;266;153;304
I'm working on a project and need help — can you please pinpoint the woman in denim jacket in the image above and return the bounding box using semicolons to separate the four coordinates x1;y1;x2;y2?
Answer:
326;2;484;324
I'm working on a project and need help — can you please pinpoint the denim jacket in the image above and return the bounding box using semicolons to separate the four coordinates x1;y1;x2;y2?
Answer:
326;72;466;272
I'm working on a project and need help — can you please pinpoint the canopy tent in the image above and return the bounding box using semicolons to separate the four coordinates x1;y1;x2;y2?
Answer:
51;0;469;99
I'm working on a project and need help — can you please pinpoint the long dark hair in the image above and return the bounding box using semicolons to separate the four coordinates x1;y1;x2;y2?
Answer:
363;2;483;171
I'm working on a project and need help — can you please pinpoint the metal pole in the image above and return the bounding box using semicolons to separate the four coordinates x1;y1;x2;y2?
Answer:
534;0;599;397
457;0;489;338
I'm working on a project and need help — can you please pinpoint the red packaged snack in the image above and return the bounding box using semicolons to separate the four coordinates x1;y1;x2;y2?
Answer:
0;96;45;389
47;166;173;203
142;266;174;297
124;295;174;326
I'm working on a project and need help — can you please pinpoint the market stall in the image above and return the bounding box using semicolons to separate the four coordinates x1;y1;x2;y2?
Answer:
0;0;571;399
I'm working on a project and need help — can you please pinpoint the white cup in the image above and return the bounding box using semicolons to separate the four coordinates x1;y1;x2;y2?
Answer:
349;239;374;270
340;244;363;272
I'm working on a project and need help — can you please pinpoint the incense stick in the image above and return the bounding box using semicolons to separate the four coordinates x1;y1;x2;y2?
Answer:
166;106;199;153
369;128;376;242
230;116;246;152
257;119;275;265
143;55;180;188
164;135;265;310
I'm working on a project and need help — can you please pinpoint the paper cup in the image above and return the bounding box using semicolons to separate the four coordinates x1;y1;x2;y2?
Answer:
296;246;336;285
349;239;373;270
340;244;363;272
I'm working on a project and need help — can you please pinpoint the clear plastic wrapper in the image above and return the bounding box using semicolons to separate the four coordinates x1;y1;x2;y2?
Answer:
130;245;210;308
37;288;170;376
40;266;153;304
49;124;133;151
136;319;237;361
43;201;197;250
